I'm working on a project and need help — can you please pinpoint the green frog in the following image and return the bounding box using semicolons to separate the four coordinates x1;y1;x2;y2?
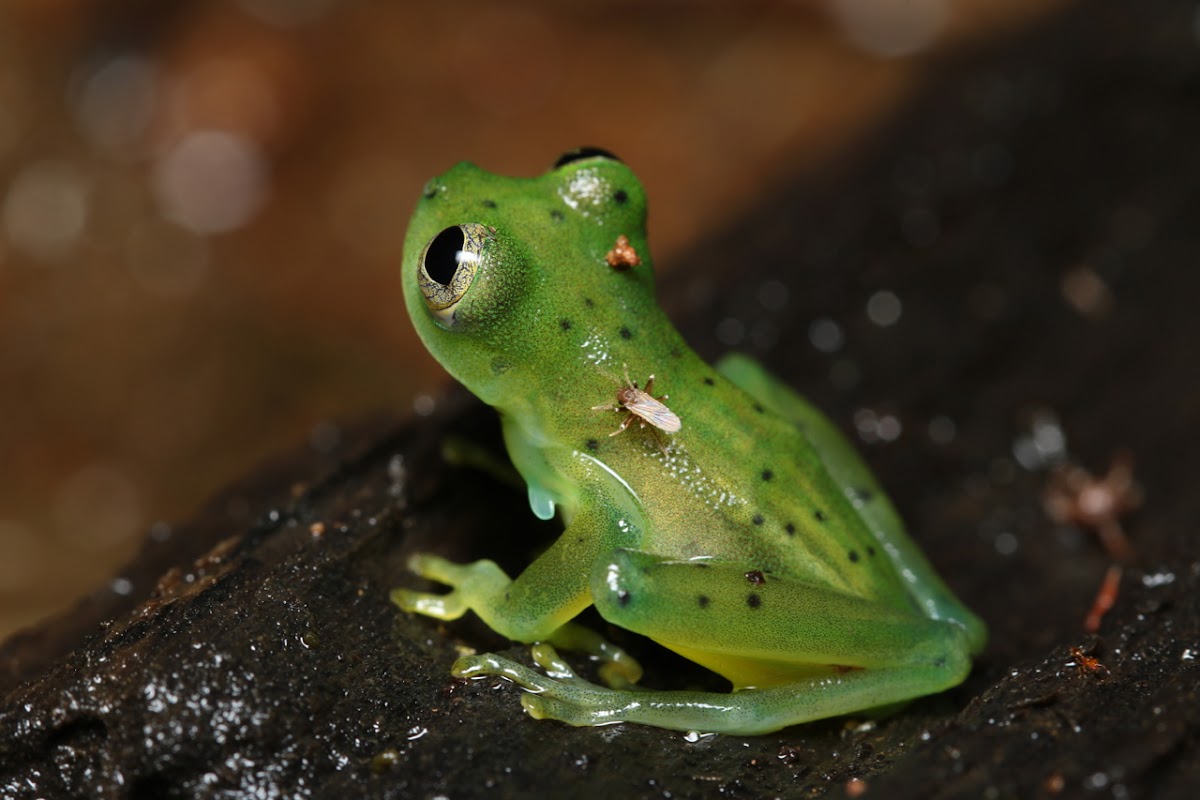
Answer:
392;148;985;735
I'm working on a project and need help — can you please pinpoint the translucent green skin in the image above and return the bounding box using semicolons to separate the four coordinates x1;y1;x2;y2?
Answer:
394;152;986;735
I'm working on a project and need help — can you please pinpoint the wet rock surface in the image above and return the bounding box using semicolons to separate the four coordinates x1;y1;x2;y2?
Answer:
3;1;1199;797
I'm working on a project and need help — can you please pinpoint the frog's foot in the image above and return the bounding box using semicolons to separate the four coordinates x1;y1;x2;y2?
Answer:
547;622;643;688
390;553;510;621
453;644;647;727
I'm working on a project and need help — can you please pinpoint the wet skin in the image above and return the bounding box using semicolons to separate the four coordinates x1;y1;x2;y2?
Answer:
393;149;986;735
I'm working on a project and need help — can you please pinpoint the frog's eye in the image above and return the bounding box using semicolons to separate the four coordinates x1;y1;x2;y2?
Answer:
418;223;489;323
553;147;621;169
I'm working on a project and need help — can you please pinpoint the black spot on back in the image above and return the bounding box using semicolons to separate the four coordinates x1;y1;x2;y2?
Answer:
848;550;860;563
867;546;877;557
481;199;497;209
753;403;765;413
550;209;565;222
747;593;762;609
698;595;710;609
752;514;764;526
584;297;595;308
559;319;572;331
619;326;633;340
785;522;796;535
585;439;598;452
761;469;774;482
613;189;629;204
703;377;715;386
814;509;828;523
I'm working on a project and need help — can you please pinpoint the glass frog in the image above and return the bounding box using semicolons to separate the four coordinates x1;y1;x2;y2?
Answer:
393;148;986;735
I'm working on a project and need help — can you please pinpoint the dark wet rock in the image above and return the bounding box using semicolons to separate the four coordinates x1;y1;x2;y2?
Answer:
4;1;1200;797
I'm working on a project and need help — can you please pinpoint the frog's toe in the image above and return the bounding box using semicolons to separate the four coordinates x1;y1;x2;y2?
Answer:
452;652;557;693
598;658;641;690
529;643;580;680
389;586;467;620
455;646;640;727
407;553;462;584
546;622;644;688
520;691;631;727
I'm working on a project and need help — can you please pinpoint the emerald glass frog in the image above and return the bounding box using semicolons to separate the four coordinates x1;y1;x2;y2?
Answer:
393;148;986;735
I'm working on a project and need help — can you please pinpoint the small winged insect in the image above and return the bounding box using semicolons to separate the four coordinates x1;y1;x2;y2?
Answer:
593;365;682;438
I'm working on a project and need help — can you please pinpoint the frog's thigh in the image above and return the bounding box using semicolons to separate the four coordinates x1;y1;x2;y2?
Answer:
591;549;970;688
715;355;894;505
716;353;986;653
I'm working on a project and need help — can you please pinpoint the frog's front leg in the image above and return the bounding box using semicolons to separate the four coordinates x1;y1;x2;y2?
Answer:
392;501;643;686
454;549;973;735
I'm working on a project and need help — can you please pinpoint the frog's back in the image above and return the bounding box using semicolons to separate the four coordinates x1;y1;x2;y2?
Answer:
571;356;912;607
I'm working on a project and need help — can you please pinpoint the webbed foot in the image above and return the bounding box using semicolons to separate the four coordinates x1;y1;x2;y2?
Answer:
453;644;645;727
390;553;508;621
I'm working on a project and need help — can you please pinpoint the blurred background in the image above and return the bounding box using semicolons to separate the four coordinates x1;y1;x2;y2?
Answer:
0;0;1071;640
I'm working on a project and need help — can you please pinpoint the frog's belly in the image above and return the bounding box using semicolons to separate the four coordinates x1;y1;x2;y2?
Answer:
666;644;850;690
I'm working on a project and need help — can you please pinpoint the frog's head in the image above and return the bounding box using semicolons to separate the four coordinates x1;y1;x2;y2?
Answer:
402;149;660;408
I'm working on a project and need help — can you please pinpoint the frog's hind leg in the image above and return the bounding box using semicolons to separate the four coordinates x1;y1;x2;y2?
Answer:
452;549;973;735
546;619;643;688
715;353;986;654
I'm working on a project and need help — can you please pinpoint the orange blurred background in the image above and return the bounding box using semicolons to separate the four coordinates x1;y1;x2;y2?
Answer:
0;0;1071;639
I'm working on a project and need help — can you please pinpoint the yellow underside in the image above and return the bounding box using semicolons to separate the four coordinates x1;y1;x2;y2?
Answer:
666;644;854;690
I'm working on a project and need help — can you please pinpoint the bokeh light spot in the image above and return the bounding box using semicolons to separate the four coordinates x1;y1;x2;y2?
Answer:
151;130;269;234
54;463;143;552
72;55;159;158
831;0;948;58
2;161;90;263
0;521;44;592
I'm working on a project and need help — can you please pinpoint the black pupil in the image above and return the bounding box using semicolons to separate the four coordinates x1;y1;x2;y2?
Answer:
553;147;620;168
425;226;465;286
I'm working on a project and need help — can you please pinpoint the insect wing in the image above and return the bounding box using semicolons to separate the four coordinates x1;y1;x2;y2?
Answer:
625;390;681;433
